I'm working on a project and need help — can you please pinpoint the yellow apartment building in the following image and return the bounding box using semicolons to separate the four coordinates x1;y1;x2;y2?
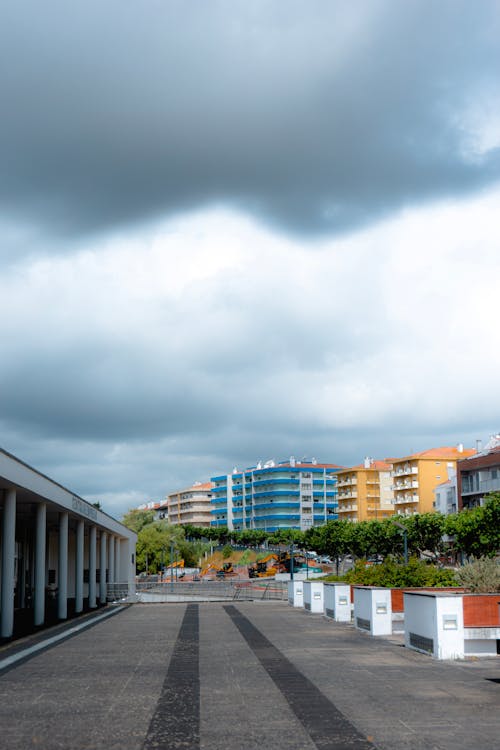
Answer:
167;481;213;527
336;458;395;522
391;445;475;516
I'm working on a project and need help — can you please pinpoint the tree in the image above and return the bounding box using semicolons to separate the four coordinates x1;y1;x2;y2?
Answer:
447;493;500;558
405;513;446;559
136;521;185;573
267;528;305;547
122;508;156;534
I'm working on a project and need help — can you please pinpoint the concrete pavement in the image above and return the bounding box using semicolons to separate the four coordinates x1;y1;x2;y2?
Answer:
0;601;498;749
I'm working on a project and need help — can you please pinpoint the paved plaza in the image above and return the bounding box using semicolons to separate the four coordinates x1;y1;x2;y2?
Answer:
0;601;499;750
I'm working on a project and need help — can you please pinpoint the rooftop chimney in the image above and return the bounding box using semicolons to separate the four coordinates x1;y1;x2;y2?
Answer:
364;456;371;469
457;443;464;453
476;439;482;453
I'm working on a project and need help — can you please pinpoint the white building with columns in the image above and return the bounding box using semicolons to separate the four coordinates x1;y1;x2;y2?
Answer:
0;448;137;640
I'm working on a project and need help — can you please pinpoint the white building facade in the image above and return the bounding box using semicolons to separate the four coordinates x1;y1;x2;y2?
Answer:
0;449;136;640
211;458;341;532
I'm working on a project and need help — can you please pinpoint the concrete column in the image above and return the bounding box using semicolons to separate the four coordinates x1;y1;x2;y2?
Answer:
1;489;16;639
58;512;68;620
108;535;115;584
99;532;107;604
34;502;46;626
89;525;97;608
114;538;120;582
75;520;84;614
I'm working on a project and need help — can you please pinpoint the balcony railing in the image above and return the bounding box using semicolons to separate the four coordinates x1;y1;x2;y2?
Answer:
337;477;357;487
338;490;357;499
392;480;419;491
393;495;418;505
392;466;418;477
461;476;500;495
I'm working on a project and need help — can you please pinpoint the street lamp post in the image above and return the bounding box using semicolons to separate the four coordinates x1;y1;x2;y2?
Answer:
170;541;175;591
290;542;294;581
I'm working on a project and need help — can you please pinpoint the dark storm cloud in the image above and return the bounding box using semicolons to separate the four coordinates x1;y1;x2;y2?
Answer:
1;0;499;245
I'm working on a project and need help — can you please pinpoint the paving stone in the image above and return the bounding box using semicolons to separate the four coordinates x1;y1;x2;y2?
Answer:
0;601;499;750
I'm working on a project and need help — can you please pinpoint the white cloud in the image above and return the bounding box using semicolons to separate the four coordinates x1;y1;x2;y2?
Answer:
1;187;499;517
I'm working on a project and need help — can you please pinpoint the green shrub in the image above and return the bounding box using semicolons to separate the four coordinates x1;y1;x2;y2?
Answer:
222;544;233;559
455;556;500;593
339;557;457;588
239;549;251;564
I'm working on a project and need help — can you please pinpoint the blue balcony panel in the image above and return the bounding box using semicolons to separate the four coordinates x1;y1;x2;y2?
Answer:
252;502;301;511
253;490;300;500
252;478;300;488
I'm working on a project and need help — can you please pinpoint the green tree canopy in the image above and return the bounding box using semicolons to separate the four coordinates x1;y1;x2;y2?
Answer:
122;508;156;534
136;521;185;573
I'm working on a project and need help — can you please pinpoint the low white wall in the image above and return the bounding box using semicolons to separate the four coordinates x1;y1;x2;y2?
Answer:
464;638;498;656
353;587;392;636
303;581;324;613
464;627;500;656
324;583;351;622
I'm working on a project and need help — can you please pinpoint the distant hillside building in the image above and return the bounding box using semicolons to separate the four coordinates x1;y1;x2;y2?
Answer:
391;445;475;516
210;458;343;532
167;481;213;527
336;458;394;522
138;482;213;527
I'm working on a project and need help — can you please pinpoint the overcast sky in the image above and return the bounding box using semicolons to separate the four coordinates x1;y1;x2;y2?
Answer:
1;1;499;518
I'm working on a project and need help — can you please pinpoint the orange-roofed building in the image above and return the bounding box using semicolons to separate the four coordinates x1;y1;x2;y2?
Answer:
391;445;475;516
167;481;213;527
336;458;394;522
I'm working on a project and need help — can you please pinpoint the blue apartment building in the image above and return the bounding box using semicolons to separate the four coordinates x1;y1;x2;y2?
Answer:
210;458;342;532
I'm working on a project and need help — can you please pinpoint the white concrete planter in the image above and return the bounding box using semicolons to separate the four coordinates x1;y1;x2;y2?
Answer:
288;580;305;608
353;586;392;636
404;591;464;660
303;581;324;613
324;583;351;622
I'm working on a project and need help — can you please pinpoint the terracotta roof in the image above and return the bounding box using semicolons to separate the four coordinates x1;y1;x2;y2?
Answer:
392;446;475;463
339;460;392;472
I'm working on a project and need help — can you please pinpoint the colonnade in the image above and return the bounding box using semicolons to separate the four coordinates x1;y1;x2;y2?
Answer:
0;489;124;639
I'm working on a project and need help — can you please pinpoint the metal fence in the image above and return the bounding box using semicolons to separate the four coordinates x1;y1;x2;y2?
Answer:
107;580;288;603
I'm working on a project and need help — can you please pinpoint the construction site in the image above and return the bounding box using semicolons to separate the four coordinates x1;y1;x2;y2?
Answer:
154;548;328;583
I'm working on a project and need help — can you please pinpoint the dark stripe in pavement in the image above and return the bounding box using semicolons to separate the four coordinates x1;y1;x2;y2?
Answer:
143;603;200;750
224;605;375;750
